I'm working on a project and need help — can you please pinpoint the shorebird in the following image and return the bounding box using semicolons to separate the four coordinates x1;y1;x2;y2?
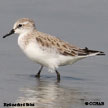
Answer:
3;18;105;82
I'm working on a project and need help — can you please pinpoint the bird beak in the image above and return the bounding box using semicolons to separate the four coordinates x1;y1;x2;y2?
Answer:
3;29;15;38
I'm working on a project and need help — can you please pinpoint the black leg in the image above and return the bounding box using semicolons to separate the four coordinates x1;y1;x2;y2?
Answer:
35;66;43;78
55;70;60;82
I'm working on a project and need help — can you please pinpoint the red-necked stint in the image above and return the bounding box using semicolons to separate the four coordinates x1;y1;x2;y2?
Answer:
3;18;105;82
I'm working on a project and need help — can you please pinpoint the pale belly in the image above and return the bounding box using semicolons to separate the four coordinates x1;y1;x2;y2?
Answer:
23;43;60;69
19;42;85;70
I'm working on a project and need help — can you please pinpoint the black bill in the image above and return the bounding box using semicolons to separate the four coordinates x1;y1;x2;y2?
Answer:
3;29;15;38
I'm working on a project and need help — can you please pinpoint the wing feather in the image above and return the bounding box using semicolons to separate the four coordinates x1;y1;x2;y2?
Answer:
35;31;87;56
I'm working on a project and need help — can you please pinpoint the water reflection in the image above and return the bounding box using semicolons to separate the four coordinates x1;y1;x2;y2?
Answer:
13;78;87;108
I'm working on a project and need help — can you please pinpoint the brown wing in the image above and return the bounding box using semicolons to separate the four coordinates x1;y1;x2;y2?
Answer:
35;31;87;56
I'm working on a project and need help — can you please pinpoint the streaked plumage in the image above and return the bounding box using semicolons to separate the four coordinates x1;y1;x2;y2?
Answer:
3;18;105;81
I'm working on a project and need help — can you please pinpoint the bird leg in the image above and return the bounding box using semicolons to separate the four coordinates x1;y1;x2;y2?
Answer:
35;66;43;78
55;70;60;82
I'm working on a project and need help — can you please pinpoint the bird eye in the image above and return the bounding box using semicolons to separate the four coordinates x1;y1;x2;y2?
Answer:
18;24;22;28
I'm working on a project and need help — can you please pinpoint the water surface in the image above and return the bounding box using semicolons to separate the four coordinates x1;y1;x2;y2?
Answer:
0;0;108;108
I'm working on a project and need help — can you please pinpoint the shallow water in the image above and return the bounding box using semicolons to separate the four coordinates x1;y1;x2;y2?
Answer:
0;0;108;108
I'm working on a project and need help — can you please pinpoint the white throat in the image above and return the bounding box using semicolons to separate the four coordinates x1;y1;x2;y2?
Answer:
18;30;30;50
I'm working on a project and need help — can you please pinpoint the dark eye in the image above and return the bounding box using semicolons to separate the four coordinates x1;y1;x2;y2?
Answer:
18;24;22;28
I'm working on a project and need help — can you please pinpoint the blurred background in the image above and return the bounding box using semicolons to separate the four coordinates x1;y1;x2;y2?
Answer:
0;0;107;108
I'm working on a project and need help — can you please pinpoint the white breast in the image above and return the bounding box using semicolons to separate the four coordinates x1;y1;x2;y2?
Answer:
18;34;85;71
18;33;27;50
25;42;60;69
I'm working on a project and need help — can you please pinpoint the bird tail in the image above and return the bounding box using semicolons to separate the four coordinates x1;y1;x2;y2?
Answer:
79;47;105;56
